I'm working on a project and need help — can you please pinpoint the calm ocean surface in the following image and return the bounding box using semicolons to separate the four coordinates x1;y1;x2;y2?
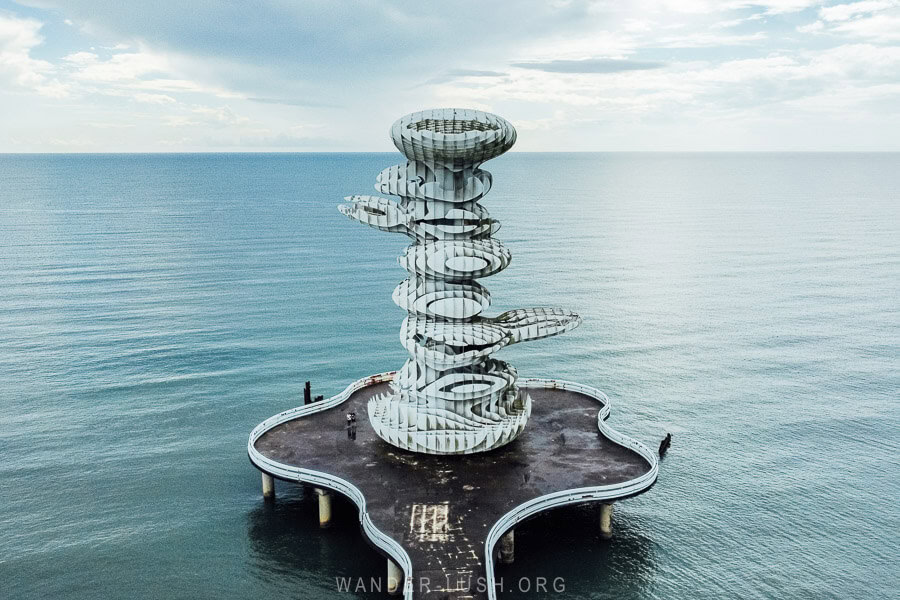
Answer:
0;153;897;599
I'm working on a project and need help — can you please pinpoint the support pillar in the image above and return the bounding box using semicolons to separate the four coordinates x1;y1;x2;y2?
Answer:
599;503;613;539
261;472;275;500
499;529;515;564
387;558;403;596
314;488;332;528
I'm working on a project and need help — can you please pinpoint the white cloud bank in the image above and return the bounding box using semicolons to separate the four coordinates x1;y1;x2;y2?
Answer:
0;14;68;97
1;1;899;151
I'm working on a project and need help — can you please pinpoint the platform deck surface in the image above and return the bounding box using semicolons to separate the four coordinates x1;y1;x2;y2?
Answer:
254;383;651;599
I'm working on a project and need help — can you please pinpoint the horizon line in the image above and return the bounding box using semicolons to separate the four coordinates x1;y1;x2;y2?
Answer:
2;150;899;155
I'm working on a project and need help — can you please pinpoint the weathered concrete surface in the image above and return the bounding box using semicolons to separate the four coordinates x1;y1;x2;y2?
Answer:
254;383;652;599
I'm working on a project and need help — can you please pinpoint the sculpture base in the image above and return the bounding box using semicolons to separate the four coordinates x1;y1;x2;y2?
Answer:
248;372;658;600
367;387;532;455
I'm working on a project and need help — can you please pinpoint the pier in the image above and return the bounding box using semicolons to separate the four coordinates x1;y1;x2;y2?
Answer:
248;372;658;599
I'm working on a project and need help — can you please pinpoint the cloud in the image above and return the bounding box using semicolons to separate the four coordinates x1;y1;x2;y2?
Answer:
15;0;621;85
69;48;167;83
819;0;898;22
444;69;509;78
57;46;244;102
511;58;665;73
434;41;900;130
248;97;339;108
190;105;250;124
2;0;899;150
516;29;637;62
831;13;900;42
0;14;69;96
797;2;900;42
133;92;176;104
655;31;768;48
62;51;98;65
729;0;823;15
797;21;826;33
129;76;241;98
421;68;509;85
190;124;333;149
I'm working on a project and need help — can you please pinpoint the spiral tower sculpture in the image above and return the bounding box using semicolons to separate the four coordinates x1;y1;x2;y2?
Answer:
339;109;581;455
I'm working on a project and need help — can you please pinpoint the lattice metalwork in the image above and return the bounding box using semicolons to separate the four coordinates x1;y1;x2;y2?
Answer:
339;108;580;454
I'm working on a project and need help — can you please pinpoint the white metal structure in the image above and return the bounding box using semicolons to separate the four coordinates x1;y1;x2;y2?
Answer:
339;108;581;454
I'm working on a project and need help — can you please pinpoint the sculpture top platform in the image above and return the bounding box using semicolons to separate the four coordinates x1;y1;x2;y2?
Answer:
390;108;517;168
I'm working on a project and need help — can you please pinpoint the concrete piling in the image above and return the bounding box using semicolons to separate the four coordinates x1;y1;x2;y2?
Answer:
600;503;613;539
387;558;403;595
261;472;275;500
314;488;332;528
499;529;515;564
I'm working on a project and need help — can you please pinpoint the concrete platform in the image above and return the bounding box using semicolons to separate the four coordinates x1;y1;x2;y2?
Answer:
249;373;657;599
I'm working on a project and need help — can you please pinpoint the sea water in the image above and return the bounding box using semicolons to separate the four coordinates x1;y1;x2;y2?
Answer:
0;153;897;599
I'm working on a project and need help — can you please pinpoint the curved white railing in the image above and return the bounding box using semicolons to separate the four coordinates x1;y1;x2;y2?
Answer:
485;377;659;600
248;373;658;600
246;371;417;598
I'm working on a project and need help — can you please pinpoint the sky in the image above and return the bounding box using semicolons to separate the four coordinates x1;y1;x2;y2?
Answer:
1;0;899;152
